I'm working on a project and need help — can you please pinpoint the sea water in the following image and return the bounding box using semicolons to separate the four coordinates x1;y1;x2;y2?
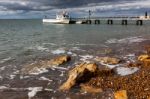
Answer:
0;19;150;98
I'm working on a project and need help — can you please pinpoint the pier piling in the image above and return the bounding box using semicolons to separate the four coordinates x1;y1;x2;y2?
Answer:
95;20;100;24
86;20;92;24
136;20;143;25
122;20;128;25
107;20;113;25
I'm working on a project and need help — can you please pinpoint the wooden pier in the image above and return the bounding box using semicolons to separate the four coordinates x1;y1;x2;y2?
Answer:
74;17;150;25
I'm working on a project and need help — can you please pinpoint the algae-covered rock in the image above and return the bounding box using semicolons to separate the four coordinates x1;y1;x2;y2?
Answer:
48;55;71;66
138;54;150;66
138;54;150;61
114;90;128;99
80;84;102;93
95;57;120;65
21;55;71;75
59;63;98;91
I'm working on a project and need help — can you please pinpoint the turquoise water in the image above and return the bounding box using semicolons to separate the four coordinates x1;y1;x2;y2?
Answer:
0;19;150;98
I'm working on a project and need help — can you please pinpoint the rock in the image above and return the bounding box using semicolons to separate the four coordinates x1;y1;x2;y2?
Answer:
59;63;98;91
80;84;102;93
95;57;120;65
114;90;128;99
138;54;150;61
21;55;71;74
138;54;150;67
47;55;71;66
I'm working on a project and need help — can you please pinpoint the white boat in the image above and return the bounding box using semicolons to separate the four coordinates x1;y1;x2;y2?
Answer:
43;12;76;24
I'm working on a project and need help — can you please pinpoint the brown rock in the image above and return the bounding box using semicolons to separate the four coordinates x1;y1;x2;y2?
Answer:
138;54;150;61
48;55;71;66
21;55;71;74
80;84;102;93
114;90;128;99
95;57;120;65
138;54;150;66
59;63;98;91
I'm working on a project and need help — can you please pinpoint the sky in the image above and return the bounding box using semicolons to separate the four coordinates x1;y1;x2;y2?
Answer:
0;0;150;19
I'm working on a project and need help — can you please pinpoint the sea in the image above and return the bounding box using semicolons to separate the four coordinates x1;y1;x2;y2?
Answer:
0;19;150;99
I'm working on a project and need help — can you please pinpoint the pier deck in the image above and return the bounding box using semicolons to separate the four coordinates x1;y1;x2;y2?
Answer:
73;17;150;25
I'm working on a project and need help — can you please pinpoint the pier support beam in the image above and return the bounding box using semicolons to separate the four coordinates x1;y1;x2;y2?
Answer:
136;20;143;25
107;20;113;25
95;20;100;24
86;20;92;24
122;20;128;25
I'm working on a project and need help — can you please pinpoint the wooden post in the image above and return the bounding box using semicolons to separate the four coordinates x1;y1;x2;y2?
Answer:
122;20;128;25
95;20;100;24
107;20;113;25
136;20;143;25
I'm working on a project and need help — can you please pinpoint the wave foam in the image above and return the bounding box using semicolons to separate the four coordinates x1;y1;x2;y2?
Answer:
106;36;146;44
51;49;66;54
0;57;12;64
28;87;43;99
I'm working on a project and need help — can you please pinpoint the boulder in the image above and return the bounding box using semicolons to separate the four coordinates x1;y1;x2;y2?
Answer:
95;57;120;65
138;54;150;67
114;90;128;99
80;84;102;93
138;54;150;61
59;63;98;91
21;55;71;74
47;55;71;66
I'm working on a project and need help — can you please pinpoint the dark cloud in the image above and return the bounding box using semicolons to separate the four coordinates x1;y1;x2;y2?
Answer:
0;0;149;18
0;0;133;11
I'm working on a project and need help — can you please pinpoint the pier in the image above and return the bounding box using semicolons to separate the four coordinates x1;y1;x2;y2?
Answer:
73;17;149;25
73;12;150;25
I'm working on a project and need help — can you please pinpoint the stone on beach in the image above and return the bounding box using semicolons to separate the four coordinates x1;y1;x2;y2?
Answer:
138;54;150;66
114;90;128;99
138;54;150;61
95;57;120;65
80;84;102;93
21;55;71;74
59;63;98;91
48;55;71;66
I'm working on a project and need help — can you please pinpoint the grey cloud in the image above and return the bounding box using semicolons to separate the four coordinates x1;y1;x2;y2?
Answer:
0;0;124;11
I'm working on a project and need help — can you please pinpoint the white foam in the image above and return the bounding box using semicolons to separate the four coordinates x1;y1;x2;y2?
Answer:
39;77;52;82
0;57;11;64
43;43;57;46
51;66;68;70
79;55;94;62
67;51;73;55
51;49;66;54
0;86;8;90
59;71;65;77
28;45;49;52
75;43;97;46
29;67;49;75
71;47;85;51
28;87;43;99
44;88;53;92
0;66;6;71
0;76;3;80
20;75;29;79
67;51;77;56
116;67;139;76
13;70;19;74
9;75;16;79
35;46;49;52
100;62;120;69
106;36;146;44
123;54;136;62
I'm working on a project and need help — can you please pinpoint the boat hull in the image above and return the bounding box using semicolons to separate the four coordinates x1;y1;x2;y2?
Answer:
43;19;76;24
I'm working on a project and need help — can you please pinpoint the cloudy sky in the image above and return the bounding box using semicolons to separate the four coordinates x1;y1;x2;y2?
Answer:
0;0;150;19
